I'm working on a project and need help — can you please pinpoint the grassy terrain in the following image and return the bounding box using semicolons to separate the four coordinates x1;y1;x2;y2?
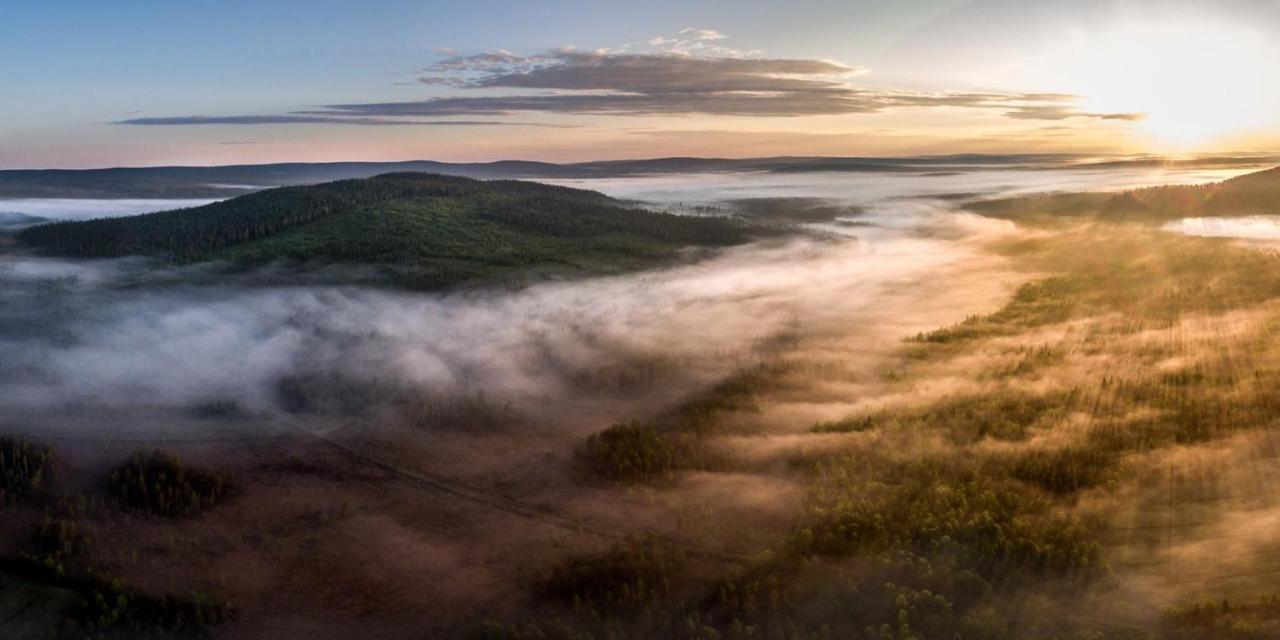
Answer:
0;444;234;637
519;207;1280;638
969;165;1280;223
6;212;1280;637
13;169;1280;637
2;517;232;637
576;361;792;482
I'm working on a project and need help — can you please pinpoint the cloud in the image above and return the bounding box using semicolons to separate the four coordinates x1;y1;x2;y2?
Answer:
680;27;725;40
116;29;1141;127
426;51;859;94
317;81;1128;121
117;115;550;127
320;45;1132;120
315;91;982;118
637;27;753;57
0;181;1002;437
1004;105;1145;121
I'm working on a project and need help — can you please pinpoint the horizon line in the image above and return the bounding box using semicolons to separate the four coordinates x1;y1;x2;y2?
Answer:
5;151;1280;173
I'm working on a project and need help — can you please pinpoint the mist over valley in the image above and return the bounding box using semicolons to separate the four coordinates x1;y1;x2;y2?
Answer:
5;159;1280;637
9;4;1280;636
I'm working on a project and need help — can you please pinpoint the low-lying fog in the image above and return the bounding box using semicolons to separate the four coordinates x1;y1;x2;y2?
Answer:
1164;215;1280;240
0;166;1251;441
0;197;220;225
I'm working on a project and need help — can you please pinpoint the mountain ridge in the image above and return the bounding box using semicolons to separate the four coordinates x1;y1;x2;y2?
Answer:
4;154;1276;198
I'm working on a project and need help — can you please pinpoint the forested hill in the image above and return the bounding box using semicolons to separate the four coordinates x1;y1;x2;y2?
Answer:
16;172;764;288
968;165;1280;221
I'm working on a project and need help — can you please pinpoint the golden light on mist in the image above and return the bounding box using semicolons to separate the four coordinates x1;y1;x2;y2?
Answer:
1043;20;1280;150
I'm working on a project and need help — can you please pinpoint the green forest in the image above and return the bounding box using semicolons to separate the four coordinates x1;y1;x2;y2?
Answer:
16;172;766;288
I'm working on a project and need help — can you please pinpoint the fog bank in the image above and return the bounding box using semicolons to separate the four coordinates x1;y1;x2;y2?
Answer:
0;165;1241;440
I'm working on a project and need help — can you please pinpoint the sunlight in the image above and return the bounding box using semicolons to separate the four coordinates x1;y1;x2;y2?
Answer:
15;4;1280;636
1046;20;1280;149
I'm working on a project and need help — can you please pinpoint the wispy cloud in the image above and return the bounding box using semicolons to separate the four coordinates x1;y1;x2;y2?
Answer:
316;57;1129;119
334;36;1139;120
640;26;751;57
419;50;861;94
117;115;559;127
117;29;1141;128
1004;105;1145;121
314;91;1055;119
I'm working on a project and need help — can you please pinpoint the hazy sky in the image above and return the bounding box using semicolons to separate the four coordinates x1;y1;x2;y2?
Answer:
5;0;1280;168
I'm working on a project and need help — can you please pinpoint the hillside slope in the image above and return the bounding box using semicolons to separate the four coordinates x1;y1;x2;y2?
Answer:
16;172;763;288
969;166;1280;221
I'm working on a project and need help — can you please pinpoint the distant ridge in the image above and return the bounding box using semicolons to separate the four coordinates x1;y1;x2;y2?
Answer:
0;212;51;230
968;165;1280;221
3;154;1276;199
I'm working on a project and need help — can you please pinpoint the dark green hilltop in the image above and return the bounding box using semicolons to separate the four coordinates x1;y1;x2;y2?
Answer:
15;172;770;289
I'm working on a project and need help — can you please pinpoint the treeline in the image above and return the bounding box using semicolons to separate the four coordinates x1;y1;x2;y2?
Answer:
0;436;55;505
106;449;235;517
970;165;1280;221
479;196;752;246
0;439;236;636
1164;164;1280;216
3;518;233;637
18;172;754;262
17;173;483;260
576;362;788;483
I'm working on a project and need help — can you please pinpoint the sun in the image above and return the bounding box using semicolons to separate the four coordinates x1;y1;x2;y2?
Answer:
1038;19;1280;150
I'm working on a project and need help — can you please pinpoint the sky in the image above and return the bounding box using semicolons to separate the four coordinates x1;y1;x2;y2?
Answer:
4;0;1280;169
